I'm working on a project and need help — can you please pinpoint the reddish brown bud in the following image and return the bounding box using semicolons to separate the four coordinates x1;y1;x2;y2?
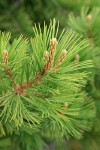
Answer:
6;68;12;78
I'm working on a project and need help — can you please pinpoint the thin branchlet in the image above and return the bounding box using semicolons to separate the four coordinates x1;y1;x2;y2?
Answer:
6;68;12;78
13;80;26;95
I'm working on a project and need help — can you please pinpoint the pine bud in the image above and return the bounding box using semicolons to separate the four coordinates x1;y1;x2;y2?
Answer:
54;50;67;70
86;14;92;24
61;49;67;58
63;102;68;108
45;38;58;69
50;38;58;56
44;51;49;59
2;50;8;56
2;50;8;65
59;50;67;63
50;38;58;47
43;38;58;71
75;54;80;62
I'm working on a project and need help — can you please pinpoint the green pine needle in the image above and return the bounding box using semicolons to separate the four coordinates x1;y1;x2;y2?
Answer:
0;20;95;140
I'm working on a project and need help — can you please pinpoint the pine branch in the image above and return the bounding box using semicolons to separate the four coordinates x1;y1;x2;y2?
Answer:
0;20;95;145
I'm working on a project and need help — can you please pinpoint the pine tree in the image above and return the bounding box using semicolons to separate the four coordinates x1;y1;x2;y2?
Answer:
0;20;95;150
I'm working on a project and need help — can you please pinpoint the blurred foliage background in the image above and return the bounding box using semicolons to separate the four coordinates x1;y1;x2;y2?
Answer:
0;0;100;150
0;0;100;38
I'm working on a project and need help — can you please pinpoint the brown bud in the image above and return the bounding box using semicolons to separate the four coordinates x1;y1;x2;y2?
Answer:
2;50;8;65
86;14;92;24
59;50;67;63
61;49;67;57
2;50;8;57
50;38;58;47
44;51;49;59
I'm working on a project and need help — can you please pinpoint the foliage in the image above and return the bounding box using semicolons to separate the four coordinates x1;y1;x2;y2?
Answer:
67;7;100;150
0;1;100;150
0;20;96;150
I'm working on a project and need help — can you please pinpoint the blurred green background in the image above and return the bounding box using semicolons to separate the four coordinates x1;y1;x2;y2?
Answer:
0;0;100;38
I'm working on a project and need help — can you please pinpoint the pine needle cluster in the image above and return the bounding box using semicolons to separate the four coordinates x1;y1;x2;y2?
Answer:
0;20;95;150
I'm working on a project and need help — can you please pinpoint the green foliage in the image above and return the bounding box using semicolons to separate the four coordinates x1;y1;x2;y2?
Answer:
68;7;100;46
0;20;95;150
0;1;100;150
68;7;100;150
